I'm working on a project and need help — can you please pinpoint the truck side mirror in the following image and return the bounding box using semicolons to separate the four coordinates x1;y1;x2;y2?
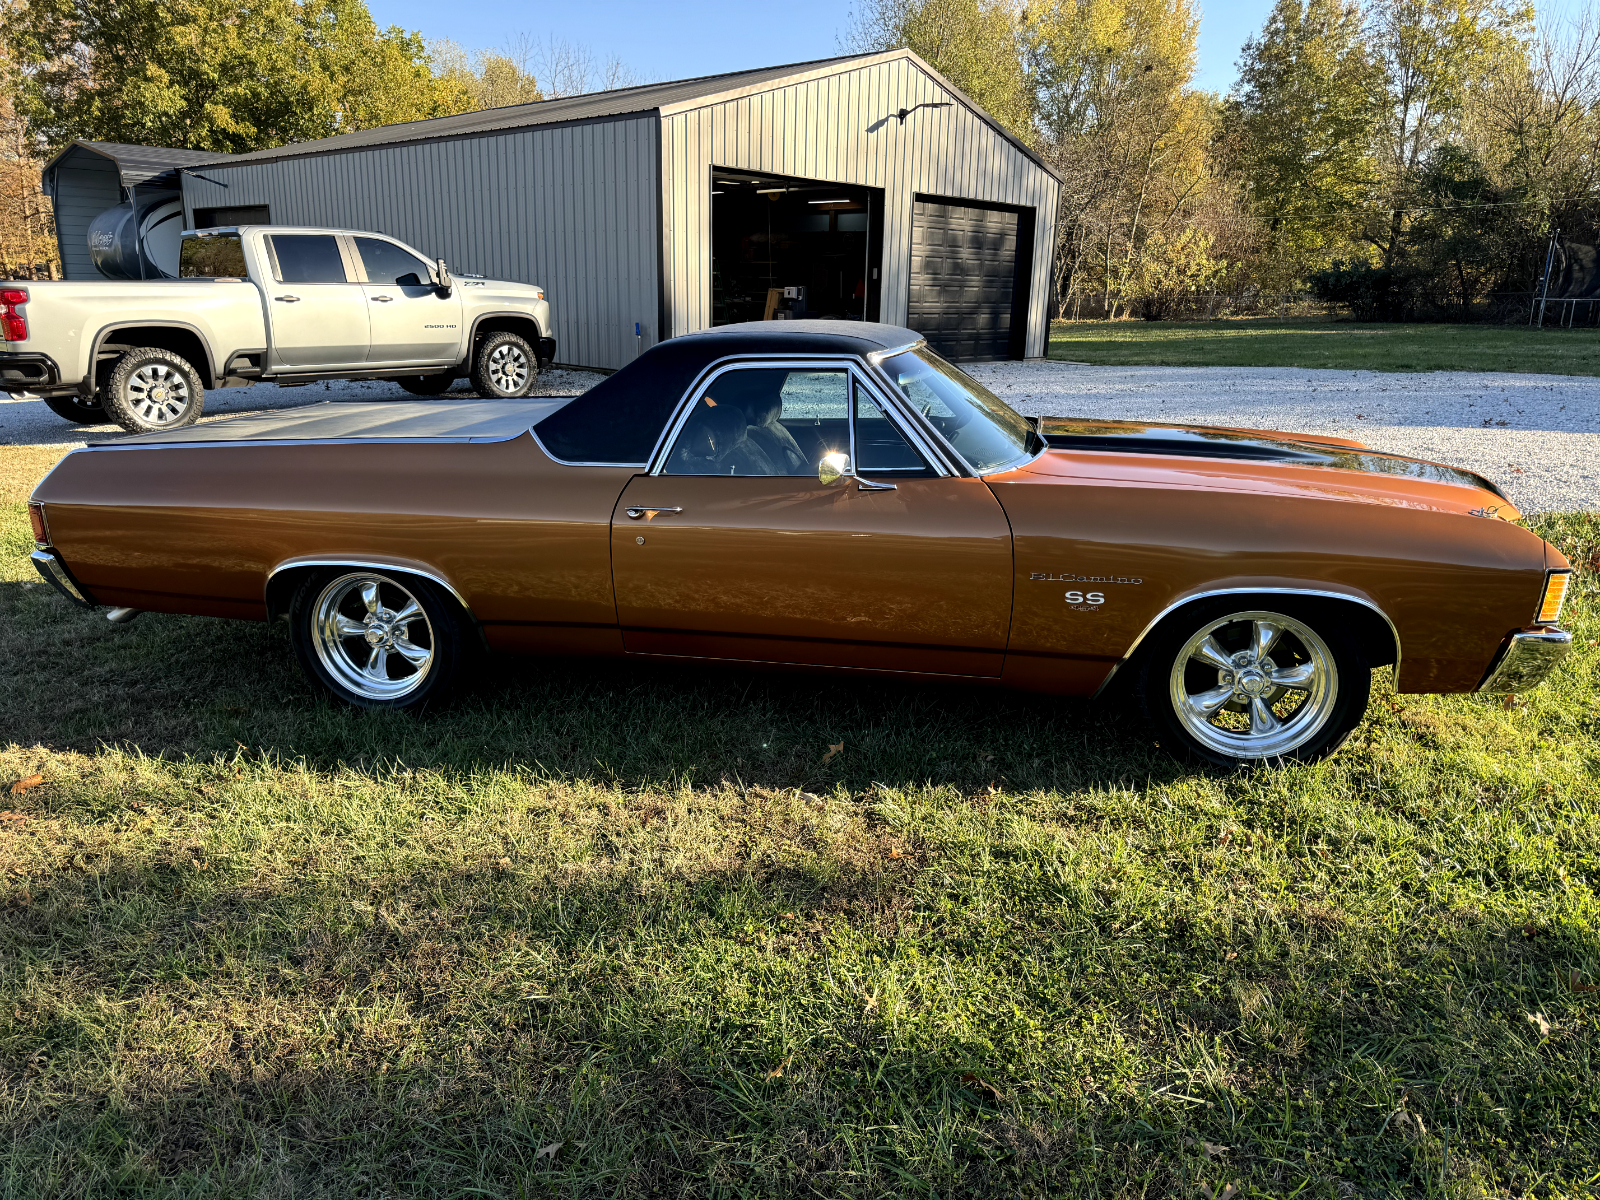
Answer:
432;258;453;296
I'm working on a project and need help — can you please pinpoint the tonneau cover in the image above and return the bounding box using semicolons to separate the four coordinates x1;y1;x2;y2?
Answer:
97;398;572;447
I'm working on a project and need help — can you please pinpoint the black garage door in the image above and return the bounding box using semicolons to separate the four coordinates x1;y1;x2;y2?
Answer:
907;198;1022;361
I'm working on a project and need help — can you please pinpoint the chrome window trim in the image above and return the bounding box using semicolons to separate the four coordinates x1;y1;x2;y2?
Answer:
867;344;1038;478
850;369;965;477
265;558;470;612
1091;586;1403;699
646;356;950;479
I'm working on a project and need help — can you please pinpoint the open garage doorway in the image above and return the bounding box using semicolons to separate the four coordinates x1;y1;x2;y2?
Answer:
711;168;883;326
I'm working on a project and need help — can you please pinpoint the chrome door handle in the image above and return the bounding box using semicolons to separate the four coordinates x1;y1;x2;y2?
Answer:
275;295;300;303
372;295;394;302
625;506;683;520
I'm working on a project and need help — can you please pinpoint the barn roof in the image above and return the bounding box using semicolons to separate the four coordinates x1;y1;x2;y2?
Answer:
39;140;239;190
187;49;1057;179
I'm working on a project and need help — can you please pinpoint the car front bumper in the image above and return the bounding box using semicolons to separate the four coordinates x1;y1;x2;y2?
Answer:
1477;625;1573;694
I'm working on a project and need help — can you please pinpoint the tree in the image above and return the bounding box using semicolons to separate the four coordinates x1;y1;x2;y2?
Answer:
6;0;472;154
1229;0;1378;279
843;0;1032;138
0;7;56;277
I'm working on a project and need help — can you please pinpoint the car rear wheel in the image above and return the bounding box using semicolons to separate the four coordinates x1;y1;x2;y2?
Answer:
469;331;536;398
1134;601;1370;767
395;374;455;397
288;569;471;711
42;393;107;424
102;347;204;433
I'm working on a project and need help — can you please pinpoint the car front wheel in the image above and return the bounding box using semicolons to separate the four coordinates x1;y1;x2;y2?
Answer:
1134;601;1370;767
288;569;471;711
102;347;205;433
469;331;536;398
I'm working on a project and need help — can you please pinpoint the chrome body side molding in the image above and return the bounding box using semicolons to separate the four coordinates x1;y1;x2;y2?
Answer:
264;557;471;616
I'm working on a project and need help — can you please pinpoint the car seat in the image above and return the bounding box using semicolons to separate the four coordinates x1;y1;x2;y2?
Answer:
672;398;778;476
742;392;809;474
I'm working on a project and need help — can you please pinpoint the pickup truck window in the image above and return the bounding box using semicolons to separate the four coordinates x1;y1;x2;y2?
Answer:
268;234;349;284
355;237;433;287
178;234;247;278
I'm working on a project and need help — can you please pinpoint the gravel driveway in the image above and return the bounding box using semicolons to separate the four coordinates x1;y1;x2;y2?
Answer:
5;361;1595;512
968;362;1600;513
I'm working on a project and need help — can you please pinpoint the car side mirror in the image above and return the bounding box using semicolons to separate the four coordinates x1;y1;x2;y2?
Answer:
432;258;453;296
818;451;850;485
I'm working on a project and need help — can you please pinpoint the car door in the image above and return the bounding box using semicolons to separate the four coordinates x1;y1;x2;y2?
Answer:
262;233;370;369
610;361;1015;676
352;235;464;366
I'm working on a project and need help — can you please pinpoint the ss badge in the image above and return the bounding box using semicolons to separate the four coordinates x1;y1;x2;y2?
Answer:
1065;590;1104;605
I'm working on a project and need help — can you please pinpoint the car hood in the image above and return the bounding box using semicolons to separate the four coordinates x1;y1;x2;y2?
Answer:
98;399;573;447
1038;416;1508;501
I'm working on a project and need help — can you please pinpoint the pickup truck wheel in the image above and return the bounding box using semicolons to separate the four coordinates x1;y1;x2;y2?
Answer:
395;375;455;397
42;393;107;424
103;347;204;433
289;569;469;711
1134;601;1370;768
469;331;536;398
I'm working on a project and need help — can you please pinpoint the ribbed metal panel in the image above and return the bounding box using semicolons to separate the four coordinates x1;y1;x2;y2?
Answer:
179;116;661;370
661;55;1059;357
48;149;122;280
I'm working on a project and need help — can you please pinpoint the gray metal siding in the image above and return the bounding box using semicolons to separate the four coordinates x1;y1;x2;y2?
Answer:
52;151;122;280
661;56;1058;357
179;115;661;370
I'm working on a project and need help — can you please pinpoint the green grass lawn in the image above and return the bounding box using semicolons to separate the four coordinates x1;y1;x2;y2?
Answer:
3;453;1599;1197
1050;318;1600;376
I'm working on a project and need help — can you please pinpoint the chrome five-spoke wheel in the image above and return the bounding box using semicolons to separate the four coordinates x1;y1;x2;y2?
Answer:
311;573;435;701
1169;610;1339;759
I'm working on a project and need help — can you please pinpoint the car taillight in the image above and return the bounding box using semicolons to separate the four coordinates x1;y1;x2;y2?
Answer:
1;287;26;341
1537;569;1571;625
28;501;49;545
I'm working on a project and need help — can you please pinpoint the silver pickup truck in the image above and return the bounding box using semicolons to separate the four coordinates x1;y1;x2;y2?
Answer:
0;226;555;433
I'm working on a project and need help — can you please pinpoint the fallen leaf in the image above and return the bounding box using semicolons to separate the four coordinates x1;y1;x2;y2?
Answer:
0;810;26;824
862;990;878;1015
821;741;844;765
497;857;512;868
888;848;905;859
1198;1184;1238;1200
535;1141;561;1162
960;1072;1005;1102
1501;693;1517;711
1224;951;1237;961
1524;923;1539;938
1204;1141;1229;1158
1527;1011;1552;1037
9;774;42;795
1571;969;1596;994
764;1054;793;1081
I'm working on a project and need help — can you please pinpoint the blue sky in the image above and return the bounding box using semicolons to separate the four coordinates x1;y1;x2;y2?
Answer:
370;0;1276;97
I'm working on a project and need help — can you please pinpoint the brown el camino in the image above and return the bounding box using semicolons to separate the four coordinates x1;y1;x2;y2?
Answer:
28;321;1574;766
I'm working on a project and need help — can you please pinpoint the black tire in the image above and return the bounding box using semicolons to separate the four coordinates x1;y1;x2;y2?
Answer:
395;374;456;397
288;569;473;711
42;393;107;424
101;346;204;433
469;331;537;398
1132;598;1370;768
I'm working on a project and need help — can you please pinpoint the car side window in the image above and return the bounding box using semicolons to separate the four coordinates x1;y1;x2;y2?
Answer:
854;386;933;476
268;234;348;284
663;367;850;476
355;237;433;287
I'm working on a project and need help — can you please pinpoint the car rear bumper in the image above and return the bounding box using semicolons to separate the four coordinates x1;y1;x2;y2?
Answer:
0;351;61;392
31;549;97;608
1477;625;1572;694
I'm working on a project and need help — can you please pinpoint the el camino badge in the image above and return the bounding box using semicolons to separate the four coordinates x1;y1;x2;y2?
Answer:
1029;571;1143;612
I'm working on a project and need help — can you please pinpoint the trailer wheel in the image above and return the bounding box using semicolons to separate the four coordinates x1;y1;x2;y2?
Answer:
102;347;205;433
42;393;107;424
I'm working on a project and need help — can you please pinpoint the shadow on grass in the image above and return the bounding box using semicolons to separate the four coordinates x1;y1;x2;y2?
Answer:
0;578;1181;794
4;827;1599;1197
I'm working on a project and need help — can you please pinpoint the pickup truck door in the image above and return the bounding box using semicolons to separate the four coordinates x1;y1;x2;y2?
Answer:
261;233;370;370
352;236;464;367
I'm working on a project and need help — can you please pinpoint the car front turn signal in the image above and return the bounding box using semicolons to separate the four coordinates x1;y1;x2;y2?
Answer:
1538;569;1572;625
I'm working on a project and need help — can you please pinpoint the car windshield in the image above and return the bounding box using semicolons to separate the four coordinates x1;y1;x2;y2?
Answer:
880;348;1035;472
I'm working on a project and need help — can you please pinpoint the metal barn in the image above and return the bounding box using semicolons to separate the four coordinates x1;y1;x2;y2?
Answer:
48;50;1061;371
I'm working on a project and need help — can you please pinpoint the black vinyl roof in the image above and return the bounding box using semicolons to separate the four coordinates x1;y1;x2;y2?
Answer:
41;140;239;189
